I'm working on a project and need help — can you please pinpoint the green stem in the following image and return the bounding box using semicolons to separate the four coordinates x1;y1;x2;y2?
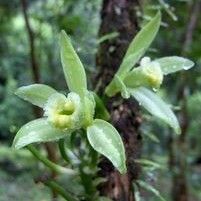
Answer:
79;166;96;201
27;145;76;175
58;139;70;163
78;133;98;200
90;149;99;168
45;180;78;201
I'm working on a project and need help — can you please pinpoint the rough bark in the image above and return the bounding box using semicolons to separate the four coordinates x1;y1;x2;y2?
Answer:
96;1;142;200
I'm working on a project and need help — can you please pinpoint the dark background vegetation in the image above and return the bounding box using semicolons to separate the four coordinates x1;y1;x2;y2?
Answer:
0;0;200;200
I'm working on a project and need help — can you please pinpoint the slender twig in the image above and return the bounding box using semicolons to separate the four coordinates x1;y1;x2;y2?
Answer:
44;180;78;201
58;139;70;163
21;0;40;83
27;145;76;175
182;0;201;54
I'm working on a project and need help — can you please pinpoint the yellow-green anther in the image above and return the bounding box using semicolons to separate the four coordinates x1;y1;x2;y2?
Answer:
57;115;71;129
63;101;75;114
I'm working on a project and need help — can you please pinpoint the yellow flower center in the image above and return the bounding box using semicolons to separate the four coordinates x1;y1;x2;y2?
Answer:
44;92;81;130
140;57;163;89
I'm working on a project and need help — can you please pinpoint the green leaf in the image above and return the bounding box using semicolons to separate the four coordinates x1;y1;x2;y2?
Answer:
15;84;57;107
144;132;160;143
97;32;119;44
118;11;161;78
105;50;144;97
155;56;194;75
87;119;126;174
134;159;163;170
92;92;110;121
105;12;161;97
60;30;87;97
13;118;67;149
129;87;181;134
117;49;144;79
136;180;166;201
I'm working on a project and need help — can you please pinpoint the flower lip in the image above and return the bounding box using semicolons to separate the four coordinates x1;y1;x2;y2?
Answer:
44;92;82;130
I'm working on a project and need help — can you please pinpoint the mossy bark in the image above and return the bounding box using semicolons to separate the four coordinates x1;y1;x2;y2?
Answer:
95;1;142;200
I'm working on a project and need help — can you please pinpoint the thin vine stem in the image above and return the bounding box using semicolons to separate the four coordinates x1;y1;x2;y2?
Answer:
27;145;76;175
44;180;78;201
58;139;70;163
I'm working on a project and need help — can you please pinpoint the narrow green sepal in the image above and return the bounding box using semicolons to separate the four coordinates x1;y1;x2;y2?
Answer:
155;56;194;75
13;118;68;149
60;30;87;98
15;84;58;108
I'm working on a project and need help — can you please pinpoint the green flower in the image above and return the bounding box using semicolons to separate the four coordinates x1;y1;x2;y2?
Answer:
123;57;164;90
13;84;95;149
13;30;127;174
140;57;163;89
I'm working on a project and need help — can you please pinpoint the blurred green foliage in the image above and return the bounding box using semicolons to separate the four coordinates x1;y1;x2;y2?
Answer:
0;0;201;200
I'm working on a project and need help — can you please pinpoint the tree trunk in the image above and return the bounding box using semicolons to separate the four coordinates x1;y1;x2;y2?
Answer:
96;1;142;200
